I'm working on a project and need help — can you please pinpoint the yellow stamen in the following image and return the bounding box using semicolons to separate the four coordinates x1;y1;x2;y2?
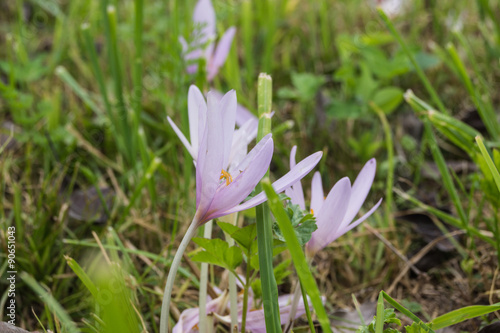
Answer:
310;209;314;215
220;169;233;186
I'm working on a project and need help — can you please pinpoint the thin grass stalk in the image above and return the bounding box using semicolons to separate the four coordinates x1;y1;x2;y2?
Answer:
81;23;114;119
378;9;448;115
299;281;315;332
199;220;213;333
446;43;500;139
255;73;282;333
107;5;134;164
263;181;332;333
159;220;199;333
371;102;394;229
284;282;302;332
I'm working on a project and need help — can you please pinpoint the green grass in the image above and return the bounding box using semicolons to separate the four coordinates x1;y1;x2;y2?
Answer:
1;0;500;331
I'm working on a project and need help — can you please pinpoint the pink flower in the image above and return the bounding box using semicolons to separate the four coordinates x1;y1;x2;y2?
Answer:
286;146;382;257
180;0;236;81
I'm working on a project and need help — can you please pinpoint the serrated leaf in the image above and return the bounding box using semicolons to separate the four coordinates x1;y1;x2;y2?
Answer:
190;251;226;268
273;202;318;246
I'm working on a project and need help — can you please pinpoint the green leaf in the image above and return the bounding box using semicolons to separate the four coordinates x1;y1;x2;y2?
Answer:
218;221;257;251
430;302;500;330
273;259;292;285
291;72;326;102
273;202;317;246
405;322;431;333
372;87;404;114
327;100;365;119
191;238;243;270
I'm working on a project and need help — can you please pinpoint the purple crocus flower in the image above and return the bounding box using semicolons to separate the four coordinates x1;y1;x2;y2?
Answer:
168;88;323;225
180;0;236;81
161;91;322;333
286;146;382;257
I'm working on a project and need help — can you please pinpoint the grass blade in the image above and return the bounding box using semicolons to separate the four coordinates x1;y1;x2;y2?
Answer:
263;180;332;333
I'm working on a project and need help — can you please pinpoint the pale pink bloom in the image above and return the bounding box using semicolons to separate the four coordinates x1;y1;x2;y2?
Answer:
180;0;236;81
286;146;382;257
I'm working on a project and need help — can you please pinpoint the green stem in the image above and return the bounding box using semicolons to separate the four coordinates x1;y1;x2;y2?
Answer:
300;281;315;333
159;220;198;333
255;73;282;333
199;220;213;333
370;102;394;229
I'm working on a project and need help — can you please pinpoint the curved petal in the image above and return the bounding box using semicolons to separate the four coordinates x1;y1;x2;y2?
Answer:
342;158;377;225
207;27;236;81
195;93;224;223
310;171;324;214
204;137;273;221
167;116;195;159
223;151;323;215
333;198;382;239
217;90;237;168
306;177;351;256
188;85;206;155
289;146;305;210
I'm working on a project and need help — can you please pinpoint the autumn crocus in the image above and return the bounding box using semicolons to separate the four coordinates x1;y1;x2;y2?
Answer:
160;91;322;333
284;146;382;329
180;0;236;81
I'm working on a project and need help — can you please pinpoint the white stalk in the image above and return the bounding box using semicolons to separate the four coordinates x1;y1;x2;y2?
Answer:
159;219;198;333
284;280;302;333
199;219;213;332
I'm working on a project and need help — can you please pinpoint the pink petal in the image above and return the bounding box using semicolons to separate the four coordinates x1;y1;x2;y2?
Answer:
289;146;305;210
204;136;274;221
211;90;258;129
187;85;206;156
216;90;237;168
342;158;377;226
195;93;224;224
167;116;195;159
223;151;323;215
173;292;228;333
334;198;383;239
207;27;236;81
310;171;324;214
306;177;351;255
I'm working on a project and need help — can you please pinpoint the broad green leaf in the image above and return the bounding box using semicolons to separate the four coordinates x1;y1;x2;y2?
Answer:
191;238;243;270
218;221;257;251
291;72;326;102
274;259;292;285
223;246;243;270
430;302;500;329
327;100;364;119
372;87;404;114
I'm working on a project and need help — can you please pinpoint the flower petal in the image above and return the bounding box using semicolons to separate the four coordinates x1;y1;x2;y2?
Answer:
223;151;323;215
310;171;324;214
334;198;382;239
342;158;377;225
289;146;305;210
207;27;236;81
204;136;273;220
188;85;206;156
173;292;228;333
195;93;224;223
211;90;258;128
217;90;237;168
167;116;195;159
306;177;351;255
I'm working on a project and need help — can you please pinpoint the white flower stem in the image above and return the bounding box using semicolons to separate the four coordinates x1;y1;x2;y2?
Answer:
227;214;239;331
159;219;198;333
284;280;302;333
220;213;239;331
199;219;213;332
